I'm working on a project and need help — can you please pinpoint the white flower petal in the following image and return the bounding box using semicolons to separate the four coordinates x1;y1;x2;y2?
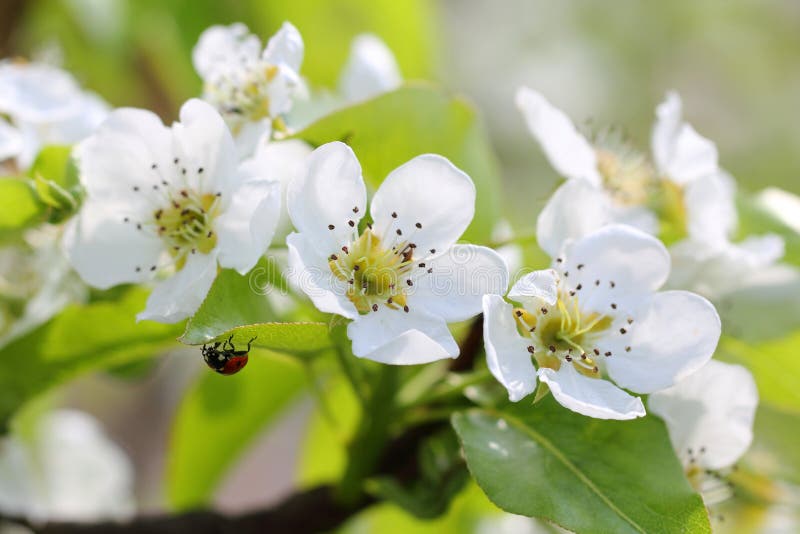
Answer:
137;252;219;323
215;178;281;274
0;63;83;123
0;119;22;161
285;232;358;319
75;107;171;208
339;33;402;102
232;119;272;160
172;99;239;195
684;171;737;244
536;179;613;257
538;365;646;420
651;91;718;184
508;269;559;307
604;290;720;393
262;22;304;72
346;307;459;365
62;201;163;289
240;139;312;239
192;23;261;80
370;154;475;257
609;203;659;236
755;187;800;235
515;86;600;185
287;141;366;255
560;224;671;314
482;294;537;402
649;360;757;470
411;245;509;323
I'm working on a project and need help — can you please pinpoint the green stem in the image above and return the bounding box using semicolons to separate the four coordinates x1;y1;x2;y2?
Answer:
336;364;399;505
399;368;493;410
332;329;368;407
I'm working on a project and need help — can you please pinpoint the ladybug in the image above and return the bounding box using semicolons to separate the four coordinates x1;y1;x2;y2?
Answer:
202;335;256;375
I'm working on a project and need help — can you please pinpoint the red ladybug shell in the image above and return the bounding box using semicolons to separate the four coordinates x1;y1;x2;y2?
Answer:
219;354;248;375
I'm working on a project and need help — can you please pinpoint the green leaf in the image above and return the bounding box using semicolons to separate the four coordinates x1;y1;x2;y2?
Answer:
737;191;800;266
179;264;332;354
293;85;501;244
719;335;800;414
745;405;800;486
252;0;435;87
166;351;307;510
451;399;710;534
0;178;45;240
0;288;180;431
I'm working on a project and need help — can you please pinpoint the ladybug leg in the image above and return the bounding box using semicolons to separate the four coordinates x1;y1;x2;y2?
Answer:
246;336;257;352
223;335;234;351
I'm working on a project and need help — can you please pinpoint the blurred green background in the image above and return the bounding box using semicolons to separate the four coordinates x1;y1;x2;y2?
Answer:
5;0;799;234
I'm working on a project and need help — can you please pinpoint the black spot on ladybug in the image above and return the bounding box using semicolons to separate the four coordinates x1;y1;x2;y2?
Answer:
201;335;257;375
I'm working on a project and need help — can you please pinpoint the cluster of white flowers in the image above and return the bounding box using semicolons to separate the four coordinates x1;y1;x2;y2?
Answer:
2;19;783;518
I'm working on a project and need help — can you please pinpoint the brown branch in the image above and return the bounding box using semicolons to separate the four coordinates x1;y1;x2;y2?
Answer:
3;485;371;534
0;0;28;57
449;314;484;373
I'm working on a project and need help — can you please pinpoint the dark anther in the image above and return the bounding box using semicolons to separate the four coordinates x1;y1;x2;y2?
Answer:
541;307;548;314
610;281;616;288
529;326;536;332
430;248;436;254
348;220;355;227
123;217;129;222
136;223;142;230
180;190;188;198
133;186;139;192
135;266;141;272
593;348;600;355
406;279;413;286
620;328;627;334
181;168;187;175
198;167;204;173
549;345;556;352
151;163;157;169
391;212;398;218
353;206;359;213
556;258;563;263
403;305;410;313
372;304;378;312
576;284;582;290
627;318;633;324
625;346;631;352
604;351;612;356
418;262;426;268
577;264;584;270
569;291;576;296
580;353;587;360
328;224;335;230
427;268;433;273
387;297;393;304
611;303;617;309
173;157;179;164
329;254;338;261
353;265;360;271
565;355;573;362
595;279;600;286
415;222;422;229
564;271;569;277
527;346;535;353
342;246;349;254
396;229;402;236
150;265;156;271
515;310;523;317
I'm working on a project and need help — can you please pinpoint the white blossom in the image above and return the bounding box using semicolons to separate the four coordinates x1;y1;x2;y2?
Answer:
483;224;720;420
64;99;281;323
193;22;305;156
0;61;108;170
649;360;758;505
0;410;135;522
287;142;508;364
339;34;402;103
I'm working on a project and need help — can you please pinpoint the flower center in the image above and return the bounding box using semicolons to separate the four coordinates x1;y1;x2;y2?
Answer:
591;127;656;206
514;290;613;378
153;190;220;270
205;63;279;132
328;229;419;314
651;179;688;245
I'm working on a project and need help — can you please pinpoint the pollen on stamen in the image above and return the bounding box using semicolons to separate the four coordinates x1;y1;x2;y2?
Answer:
610;281;616;288
577;264;584;270
593;348;600;355
611;303;617;309
620;328;627;334
391;212;398;218
342;246;349;254
328;224;335;230
415;222;422;229
540;307;548;314
372;304;378;312
565;355;573;362
403;305;409;313
418;262;426;268
527;346;535;353
549;345;556;352
352;206;359;213
605;351;612;356
625;346;631;352
406;279;413;286
515;310;523;317
198;167;204;173
396;229;402;236
353;265;360;271
576;284;582;290
430;248;436;254
348;220;355;227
